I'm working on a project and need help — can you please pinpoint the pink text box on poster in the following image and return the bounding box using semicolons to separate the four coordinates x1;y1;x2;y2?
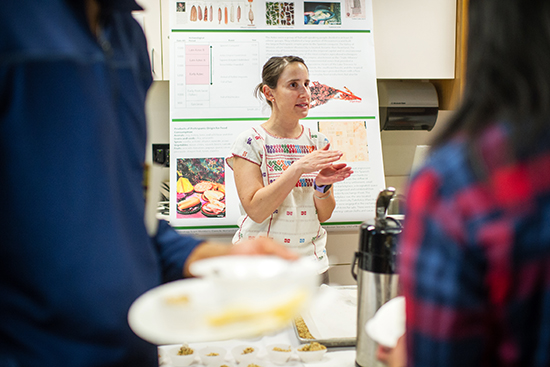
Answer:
186;65;210;85
186;44;210;85
186;55;209;66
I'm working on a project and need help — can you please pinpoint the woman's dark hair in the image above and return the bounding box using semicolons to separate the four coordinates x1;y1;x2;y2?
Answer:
254;56;308;108
433;1;550;155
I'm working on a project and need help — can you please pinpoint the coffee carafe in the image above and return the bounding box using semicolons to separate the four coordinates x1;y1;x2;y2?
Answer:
352;187;402;367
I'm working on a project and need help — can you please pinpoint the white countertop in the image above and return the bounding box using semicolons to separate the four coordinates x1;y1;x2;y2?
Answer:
158;324;357;367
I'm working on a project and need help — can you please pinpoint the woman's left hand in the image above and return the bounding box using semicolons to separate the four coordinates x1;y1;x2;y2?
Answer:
315;162;353;186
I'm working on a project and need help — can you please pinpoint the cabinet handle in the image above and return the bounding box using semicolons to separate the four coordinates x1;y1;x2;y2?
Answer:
151;48;156;75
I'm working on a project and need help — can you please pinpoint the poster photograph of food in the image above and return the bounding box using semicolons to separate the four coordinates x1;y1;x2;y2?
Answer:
176;158;226;219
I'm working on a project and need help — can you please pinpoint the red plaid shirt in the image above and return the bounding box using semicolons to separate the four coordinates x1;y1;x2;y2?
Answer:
400;123;550;366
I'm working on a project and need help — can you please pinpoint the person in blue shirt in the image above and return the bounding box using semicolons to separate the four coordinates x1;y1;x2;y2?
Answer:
0;1;296;366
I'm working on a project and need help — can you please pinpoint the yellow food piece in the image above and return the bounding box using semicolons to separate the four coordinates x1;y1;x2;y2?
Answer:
207;291;306;328
178;196;200;210
295;316;315;339
165;295;190;305
298;342;326;351
273;347;291;352
177;346;194;355
177;177;194;194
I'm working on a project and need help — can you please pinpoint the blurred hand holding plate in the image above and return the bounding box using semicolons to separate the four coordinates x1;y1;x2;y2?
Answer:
128;256;320;345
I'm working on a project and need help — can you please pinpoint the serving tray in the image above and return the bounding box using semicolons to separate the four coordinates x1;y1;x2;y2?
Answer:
293;285;357;348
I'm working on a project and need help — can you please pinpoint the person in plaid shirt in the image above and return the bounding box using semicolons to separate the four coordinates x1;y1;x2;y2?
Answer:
386;1;550;366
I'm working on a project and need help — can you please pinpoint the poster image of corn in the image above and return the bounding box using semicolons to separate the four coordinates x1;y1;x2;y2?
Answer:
266;2;294;26
176;158;226;219
304;2;341;25
184;2;249;26
309;81;361;108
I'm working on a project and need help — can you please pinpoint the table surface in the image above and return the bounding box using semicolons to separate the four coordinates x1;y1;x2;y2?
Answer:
158;324;357;367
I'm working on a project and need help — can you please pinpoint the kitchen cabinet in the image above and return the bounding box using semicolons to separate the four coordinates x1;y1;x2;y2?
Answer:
160;0;171;81
134;0;166;80
372;0;457;79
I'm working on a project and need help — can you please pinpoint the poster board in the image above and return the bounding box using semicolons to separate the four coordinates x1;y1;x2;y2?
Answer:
168;0;385;233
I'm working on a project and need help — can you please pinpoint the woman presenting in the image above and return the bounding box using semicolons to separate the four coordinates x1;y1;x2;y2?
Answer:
227;56;353;279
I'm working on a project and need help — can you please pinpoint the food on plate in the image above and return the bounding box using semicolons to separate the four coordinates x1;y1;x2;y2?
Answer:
272;347;290;352
208;291;306;327
178;345;194;355
178;196;201;211
295;316;315;339
201;201;225;216
215;182;225;193
165;294;190;305
203;190;224;202
247;364;261;367
193;181;214;193
298;342;326;351
176;177;194;194
206;352;219;356
241;347;255;354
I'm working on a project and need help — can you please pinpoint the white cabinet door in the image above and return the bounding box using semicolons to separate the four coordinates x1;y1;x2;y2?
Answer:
160;0;170;80
134;0;164;80
373;0;457;79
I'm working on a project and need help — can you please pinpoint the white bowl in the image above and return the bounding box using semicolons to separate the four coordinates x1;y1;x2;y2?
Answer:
296;343;327;363
199;346;226;366
166;344;196;367
266;343;293;364
231;344;259;364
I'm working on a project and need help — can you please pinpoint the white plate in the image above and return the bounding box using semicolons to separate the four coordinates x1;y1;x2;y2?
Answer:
129;257;319;345
365;296;405;348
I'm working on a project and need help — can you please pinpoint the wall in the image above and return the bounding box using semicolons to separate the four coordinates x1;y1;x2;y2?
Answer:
145;81;455;285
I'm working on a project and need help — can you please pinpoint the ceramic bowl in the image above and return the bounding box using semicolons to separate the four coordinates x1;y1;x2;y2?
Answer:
266;343;293;364
199;346;226;366
231;344;259;364
166;344;196;367
296;343;327;363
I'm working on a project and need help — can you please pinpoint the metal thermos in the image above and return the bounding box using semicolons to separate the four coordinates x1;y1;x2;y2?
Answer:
352;187;402;367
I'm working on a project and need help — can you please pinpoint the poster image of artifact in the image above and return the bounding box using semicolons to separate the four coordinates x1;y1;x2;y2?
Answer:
176;158;226;219
183;2;247;26
304;2;341;25
266;2;294;26
309;81;361;108
344;0;365;18
318;120;369;162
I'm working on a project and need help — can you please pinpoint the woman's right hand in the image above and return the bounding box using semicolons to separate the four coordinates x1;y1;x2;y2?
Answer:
294;144;343;174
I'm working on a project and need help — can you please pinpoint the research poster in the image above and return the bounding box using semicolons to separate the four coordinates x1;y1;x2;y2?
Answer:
168;0;385;232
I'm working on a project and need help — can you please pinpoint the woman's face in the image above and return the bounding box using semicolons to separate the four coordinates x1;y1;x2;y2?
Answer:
267;62;311;120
